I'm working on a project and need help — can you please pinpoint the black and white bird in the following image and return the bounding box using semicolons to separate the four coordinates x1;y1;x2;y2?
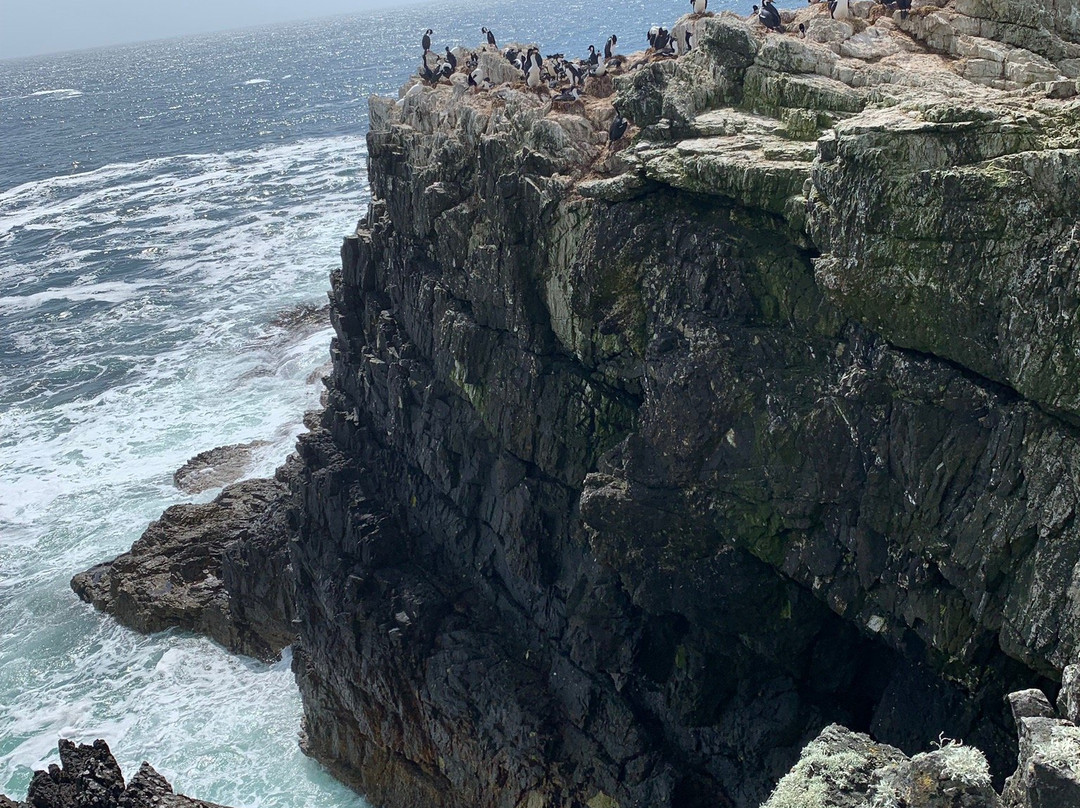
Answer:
684;28;695;51
481;26;497;47
604;34;618;60
648;26;674;53
565;60;585;87
469;66;492;90
552;86;580;102
444;46;457;71
421;29;432;51
609;113;628;142
691;0;707;13
758;0;784;32
525;49;543;87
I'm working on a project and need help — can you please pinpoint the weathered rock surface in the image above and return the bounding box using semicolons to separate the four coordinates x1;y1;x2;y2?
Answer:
278;4;1080;808
0;740;228;808
764;682;1080;808
72;471;295;662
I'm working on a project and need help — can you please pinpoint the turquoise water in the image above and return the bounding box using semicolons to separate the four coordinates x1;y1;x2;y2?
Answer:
0;0;723;803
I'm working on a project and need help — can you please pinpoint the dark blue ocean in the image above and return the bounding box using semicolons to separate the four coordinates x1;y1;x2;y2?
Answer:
0;0;720;803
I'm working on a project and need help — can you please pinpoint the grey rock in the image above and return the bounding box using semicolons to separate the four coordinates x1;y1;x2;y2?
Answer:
172;441;269;494
287;2;1080;804
1057;665;1080;724
1002;717;1080;808
72;474;295;662
761;724;908;807
1008;690;1058;723
763;724;1001;808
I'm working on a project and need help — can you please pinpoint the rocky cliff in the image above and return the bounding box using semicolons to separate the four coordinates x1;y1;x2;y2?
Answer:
73;1;1080;807
288;3;1080;806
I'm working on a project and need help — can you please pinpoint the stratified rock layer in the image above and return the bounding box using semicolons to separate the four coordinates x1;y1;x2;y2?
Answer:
287;4;1080;807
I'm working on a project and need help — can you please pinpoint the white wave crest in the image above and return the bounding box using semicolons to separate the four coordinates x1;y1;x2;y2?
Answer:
28;88;84;99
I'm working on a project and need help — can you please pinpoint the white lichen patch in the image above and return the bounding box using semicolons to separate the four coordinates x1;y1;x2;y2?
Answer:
930;744;993;789
762;729;898;808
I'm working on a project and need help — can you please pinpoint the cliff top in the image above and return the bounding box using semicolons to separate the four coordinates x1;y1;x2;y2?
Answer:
370;0;1080;204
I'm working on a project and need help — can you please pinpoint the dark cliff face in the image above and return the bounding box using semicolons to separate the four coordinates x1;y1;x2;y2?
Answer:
287;7;1080;808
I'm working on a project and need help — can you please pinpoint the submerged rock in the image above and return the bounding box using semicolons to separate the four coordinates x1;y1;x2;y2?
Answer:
0;740;228;808
173;441;269;494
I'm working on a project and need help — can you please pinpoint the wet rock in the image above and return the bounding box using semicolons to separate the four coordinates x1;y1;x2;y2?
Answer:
72;473;295;662
268;302;329;332
173;441;269;494
0;740;227;808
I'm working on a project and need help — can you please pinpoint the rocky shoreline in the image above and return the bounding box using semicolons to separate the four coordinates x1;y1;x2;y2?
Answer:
65;0;1080;806
0;740;227;808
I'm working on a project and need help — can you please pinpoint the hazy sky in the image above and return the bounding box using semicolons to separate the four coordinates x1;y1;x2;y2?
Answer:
0;0;430;59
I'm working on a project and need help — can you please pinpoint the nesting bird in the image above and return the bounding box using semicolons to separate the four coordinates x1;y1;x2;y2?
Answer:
648;25;675;54
604;34;618;60
758;0;784;32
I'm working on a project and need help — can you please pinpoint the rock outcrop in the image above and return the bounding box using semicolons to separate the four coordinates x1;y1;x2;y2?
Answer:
0;740;228;808
72;471;295;663
285;4;1080;807
763;671;1080;808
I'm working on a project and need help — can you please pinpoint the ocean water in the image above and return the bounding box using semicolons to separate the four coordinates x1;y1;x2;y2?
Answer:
0;0;724;804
